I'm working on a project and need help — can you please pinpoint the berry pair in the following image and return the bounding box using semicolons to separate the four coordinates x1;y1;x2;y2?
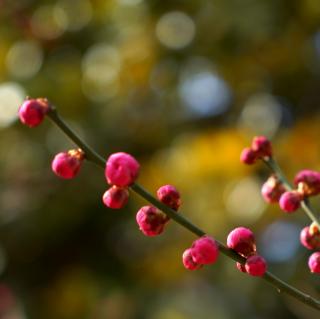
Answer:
276;170;320;213
19;98;86;180
240;136;272;165
227;227;267;277
300;223;320;274
136;185;181;236
102;152;140;209
182;236;219;270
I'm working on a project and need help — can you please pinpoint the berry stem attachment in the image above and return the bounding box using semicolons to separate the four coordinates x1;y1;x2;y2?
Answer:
263;157;291;189
47;108;105;167
46;107;320;311
263;157;320;229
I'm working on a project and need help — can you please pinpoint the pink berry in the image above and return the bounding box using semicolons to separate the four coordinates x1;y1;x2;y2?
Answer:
279;191;303;213
18;98;50;127
182;248;202;270
261;175;286;203
251;136;272;158
157;184;181;211
51;149;84;179
190;236;219;265
308;252;320;273
294;170;320;197
236;262;247;273
105;152;140;187
102;186;129;209
227;227;256;257
245;255;267;276
300;225;320;250
240;147;257;165
136;205;167;236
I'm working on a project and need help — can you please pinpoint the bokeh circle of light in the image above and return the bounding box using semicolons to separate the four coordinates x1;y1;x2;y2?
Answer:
259;221;300;263
239;93;282;137
6;41;43;79
156;11;196;50
31;5;66;40
0;82;26;128
179;71;231;117
54;0;92;32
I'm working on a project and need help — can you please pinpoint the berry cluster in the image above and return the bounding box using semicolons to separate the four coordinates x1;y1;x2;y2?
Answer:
241;136;320;274
18;98;267;276
18;98;320;308
182;227;267;276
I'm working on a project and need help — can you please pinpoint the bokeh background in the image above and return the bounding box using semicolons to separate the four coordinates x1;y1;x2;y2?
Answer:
1;0;320;318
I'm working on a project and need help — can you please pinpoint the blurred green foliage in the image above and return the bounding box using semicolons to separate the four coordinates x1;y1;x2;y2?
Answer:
1;0;320;318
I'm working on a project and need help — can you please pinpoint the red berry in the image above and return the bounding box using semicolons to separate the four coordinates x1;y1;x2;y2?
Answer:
51;149;84;179
251;136;272;158
227;227;256;257
190;236;219;265
182;248;202;270
136;205;167;236
300;225;320;250
245;255;267;276
308;252;320;273
102;186;129;209
294;170;320;197
279;191;303;213
240;147;257;165
261;175;286;203
18;98;50;127
105;152;140;187
156;184;181;211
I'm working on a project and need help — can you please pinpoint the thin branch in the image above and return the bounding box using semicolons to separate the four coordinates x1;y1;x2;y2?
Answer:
46;108;320;311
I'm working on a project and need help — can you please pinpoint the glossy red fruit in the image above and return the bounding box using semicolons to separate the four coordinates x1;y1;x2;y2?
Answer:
18;98;50;127
102;186;129;209
227;227;256;257
245;255;267;276
251;136;272;158
190;236;219;265
308;252;320;274
182;248;202;270
279;191;303;213
136;206;167;236
300;225;320;250
261;175;285;204
51;149;84;179
105;152;140;187
157;184;181;211
294;170;320;197
240;147;257;165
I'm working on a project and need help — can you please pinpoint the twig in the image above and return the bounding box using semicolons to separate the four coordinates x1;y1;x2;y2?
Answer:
47;108;320;311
